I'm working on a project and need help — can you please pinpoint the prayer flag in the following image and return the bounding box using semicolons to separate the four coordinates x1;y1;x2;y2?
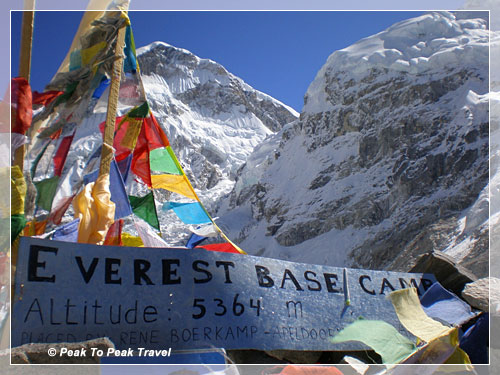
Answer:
129;192;160;230
52;219;80;243
196;242;241;254
73;174;115;244
163;201;211;225
35;176;60;211
134;219;168;248
11;77;32;135
149;146;183;175
53;133;75;177
151;174;197;200
84;160;132;219
420;282;476;326
389;288;451;343
104;219;123;246
186;233;207;249
330;319;416;364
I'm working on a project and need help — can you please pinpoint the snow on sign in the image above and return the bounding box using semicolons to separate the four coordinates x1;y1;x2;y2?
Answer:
12;237;436;351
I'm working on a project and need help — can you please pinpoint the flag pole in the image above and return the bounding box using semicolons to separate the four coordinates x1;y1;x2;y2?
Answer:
12;0;35;171
99;19;127;177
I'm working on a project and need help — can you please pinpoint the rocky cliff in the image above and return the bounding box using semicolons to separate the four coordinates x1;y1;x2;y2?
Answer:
217;11;491;277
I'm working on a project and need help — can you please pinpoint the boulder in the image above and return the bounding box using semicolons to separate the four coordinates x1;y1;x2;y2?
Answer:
462;277;500;313
408;251;477;295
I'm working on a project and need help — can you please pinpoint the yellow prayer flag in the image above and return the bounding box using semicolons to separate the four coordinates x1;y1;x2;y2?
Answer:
81;41;107;66
11;166;26;216
121;232;144;247
73;174;115;245
151;174;198;200
389;288;452;343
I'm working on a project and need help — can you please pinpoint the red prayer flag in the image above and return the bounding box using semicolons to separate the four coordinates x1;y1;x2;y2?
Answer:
53;133;75;176
32;90;64;106
104;219;123;246
48;194;76;225
11;77;32;135
196;242;241;254
130;113;171;187
99;115;131;162
131;120;152;186
146;112;170;148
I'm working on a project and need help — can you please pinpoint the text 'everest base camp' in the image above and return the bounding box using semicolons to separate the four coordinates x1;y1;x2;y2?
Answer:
5;3;500;375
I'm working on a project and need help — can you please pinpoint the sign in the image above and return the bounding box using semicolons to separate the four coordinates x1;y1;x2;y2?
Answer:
12;237;436;351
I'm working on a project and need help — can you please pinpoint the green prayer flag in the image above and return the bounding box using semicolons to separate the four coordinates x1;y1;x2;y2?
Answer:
129;192;160;230
149;147;183;175
34;176;60;211
331;319;416;364
11;214;27;243
54;81;79;107
128;102;150;119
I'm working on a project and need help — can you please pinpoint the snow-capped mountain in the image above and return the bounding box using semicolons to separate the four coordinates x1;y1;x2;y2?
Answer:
217;11;492;277
137;42;298;213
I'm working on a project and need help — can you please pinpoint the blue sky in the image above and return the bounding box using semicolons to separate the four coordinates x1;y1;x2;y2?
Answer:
5;0;470;111
11;11;427;112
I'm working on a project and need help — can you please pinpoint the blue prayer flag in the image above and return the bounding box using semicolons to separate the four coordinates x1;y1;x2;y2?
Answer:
84;160;132;219
52;219;80;242
163;202;211;225
420;281;476;326
186;233;208;249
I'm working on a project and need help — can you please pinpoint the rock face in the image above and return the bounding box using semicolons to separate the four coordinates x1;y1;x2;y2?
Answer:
137;42;298;212
217;11;490;273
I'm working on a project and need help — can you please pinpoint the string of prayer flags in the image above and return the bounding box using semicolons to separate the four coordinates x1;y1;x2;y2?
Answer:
419;282;476;326
388;288;452;343
84;159;132;220
128;192;160;230
52;219;80;242
34;176;60;212
196;242;242;254
163;201;211;225
330;319;416;364
73;174;115;245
